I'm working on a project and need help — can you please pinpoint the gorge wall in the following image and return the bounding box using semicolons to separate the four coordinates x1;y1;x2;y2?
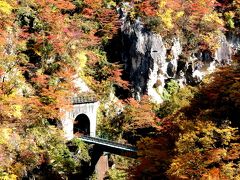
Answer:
118;6;234;103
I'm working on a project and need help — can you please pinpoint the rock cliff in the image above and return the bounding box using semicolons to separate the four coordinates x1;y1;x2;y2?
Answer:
119;7;233;103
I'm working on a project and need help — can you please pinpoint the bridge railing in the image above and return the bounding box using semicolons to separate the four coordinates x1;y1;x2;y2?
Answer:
80;135;137;152
71;95;98;104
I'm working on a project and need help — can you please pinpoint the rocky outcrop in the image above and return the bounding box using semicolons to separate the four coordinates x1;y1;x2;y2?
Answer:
121;20;170;102
226;32;240;55
119;8;233;103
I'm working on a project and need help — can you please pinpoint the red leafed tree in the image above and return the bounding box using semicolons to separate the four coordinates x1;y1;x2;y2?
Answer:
121;96;163;144
138;0;158;16
0;0;95;178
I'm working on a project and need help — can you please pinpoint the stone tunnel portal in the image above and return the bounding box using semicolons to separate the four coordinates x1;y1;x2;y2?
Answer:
74;114;90;136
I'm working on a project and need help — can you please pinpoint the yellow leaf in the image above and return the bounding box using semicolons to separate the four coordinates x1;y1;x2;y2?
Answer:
0;1;12;15
12;105;22;119
176;11;184;18
76;51;88;68
0;127;12;144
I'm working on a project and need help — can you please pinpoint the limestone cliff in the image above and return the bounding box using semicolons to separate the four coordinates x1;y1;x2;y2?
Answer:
119;9;233;103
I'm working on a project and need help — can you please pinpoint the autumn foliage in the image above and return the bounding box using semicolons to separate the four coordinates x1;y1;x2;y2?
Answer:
135;0;225;52
1;0;109;179
0;0;131;178
128;62;240;179
0;0;239;179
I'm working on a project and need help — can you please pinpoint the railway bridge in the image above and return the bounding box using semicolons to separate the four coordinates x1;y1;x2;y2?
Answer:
61;95;137;155
61;95;137;178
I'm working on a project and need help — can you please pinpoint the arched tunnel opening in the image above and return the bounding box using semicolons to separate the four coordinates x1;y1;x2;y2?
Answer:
74;114;90;136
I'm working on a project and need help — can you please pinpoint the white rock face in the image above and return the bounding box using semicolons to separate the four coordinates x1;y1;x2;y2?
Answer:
226;32;240;55
121;17;184;103
73;75;91;93
192;70;203;83
119;6;232;103
215;36;232;65
147;35;167;103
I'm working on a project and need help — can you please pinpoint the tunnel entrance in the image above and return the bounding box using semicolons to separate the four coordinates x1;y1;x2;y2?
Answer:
74;114;90;136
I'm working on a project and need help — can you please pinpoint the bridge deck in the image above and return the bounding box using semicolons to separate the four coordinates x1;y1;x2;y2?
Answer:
79;136;137;153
